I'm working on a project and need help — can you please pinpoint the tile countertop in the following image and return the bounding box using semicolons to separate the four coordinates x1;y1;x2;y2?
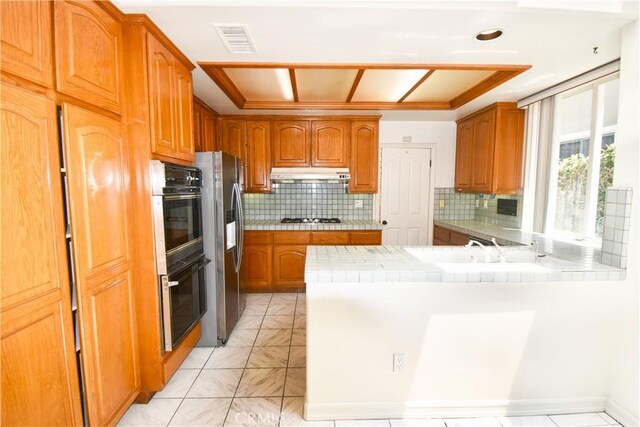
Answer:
304;245;626;284
245;220;383;231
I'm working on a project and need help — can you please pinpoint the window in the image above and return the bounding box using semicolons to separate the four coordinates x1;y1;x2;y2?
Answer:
546;76;618;240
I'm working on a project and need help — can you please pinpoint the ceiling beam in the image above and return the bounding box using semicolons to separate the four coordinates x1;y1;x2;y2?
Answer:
198;61;531;71
346;69;365;103
448;69;526;109
198;64;246;109
397;69;436;103
289;68;299;102
242;100;451;110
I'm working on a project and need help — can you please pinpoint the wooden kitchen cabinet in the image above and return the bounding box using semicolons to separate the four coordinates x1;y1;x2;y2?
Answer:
193;99;202;151
454;103;525;194
1;83;83;427
273;245;308;290
147;31;195;164
272;120;311;167
311;120;349;167
62;103;139;426
242;245;273;292
54;0;124;113
349;120;379;193
433;225;470;246
0;1;53;87
220;119;246;160
194;97;218;152
246;121;272;193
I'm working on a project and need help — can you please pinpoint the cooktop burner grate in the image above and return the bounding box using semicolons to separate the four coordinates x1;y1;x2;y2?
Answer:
281;217;341;224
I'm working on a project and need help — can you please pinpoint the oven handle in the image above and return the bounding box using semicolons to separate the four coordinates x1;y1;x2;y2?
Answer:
163;194;202;201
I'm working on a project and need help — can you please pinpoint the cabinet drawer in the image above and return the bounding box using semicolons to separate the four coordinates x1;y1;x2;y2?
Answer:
449;230;470;246
311;232;349;245
350;231;381;245
433;225;450;243
272;231;311;244
244;232;272;245
433;238;448;246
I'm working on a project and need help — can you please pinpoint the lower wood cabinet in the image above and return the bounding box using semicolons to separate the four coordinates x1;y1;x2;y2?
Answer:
242;230;382;292
433;225;470;246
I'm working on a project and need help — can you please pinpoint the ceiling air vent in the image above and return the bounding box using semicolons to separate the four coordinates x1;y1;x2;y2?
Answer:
214;24;255;54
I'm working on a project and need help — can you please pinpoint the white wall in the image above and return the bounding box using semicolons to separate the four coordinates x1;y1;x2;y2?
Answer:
305;280;625;421
379;121;457;188
606;18;640;427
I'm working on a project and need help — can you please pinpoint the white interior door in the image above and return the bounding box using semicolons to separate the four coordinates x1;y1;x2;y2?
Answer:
380;146;432;245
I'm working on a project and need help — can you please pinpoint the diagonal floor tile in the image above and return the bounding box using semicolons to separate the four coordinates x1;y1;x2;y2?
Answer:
335;420;389;427
444;417;501;427
168;398;232;426
224;397;282;427
244;304;269;316
284;368;306;397
295;302;306;315
270;293;298;304
280;397;334;427
550;414;611;427
288;346;306;368
235;315;264;330
255;328;292;347
261;315;294;329
187;369;243;398
205;346;252;369
117;398;182;426
154;369;200;398
235;368;286;397
246;293;273;305
181;347;214;369
225;329;259;347
291;329;306;346
266;304;296;316
247;346;290;368
293;315;306;329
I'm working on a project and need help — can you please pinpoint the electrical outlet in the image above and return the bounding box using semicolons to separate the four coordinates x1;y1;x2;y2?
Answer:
483;200;488;209
439;199;445;208
354;200;364;209
393;353;405;372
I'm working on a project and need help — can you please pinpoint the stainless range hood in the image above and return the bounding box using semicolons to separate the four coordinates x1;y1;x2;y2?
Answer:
270;167;350;183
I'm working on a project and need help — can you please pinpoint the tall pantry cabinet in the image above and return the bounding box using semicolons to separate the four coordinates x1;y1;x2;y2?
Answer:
1;1;139;426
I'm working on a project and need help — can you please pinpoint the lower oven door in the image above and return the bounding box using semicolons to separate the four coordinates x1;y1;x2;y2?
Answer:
161;254;210;351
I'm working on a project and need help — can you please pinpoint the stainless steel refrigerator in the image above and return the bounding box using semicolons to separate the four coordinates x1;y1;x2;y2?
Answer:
195;152;245;346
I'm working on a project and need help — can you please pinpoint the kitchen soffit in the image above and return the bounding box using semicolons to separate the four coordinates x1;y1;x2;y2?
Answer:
199;63;531;110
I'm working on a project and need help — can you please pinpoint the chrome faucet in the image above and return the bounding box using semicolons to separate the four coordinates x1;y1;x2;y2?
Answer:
465;240;491;263
491;238;507;263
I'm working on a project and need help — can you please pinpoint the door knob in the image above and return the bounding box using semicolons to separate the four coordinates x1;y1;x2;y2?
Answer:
382;220;388;225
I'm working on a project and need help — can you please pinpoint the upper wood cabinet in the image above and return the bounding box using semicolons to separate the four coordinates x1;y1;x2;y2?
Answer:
1;83;83;426
311;120;349;167
193;100;202;152
194;97;218;152
246;121;272;193
62;103;139;426
454;103;525;194
146;32;194;163
54;1;123;113
349;120;379;193
0;1;53;87
220;119;246;160
454;119;474;192
272;120;311;167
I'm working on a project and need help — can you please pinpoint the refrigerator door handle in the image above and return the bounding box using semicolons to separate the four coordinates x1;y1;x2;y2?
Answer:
231;183;241;273
235;183;244;270
161;275;173;352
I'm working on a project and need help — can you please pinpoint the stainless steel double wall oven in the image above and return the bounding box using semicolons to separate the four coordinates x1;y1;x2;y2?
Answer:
151;161;209;351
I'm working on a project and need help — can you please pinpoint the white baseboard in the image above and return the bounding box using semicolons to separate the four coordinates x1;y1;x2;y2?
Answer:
606;398;640;427
304;397;607;421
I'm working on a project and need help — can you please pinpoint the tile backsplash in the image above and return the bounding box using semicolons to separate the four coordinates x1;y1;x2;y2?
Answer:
433;187;523;228
243;182;373;220
600;187;633;269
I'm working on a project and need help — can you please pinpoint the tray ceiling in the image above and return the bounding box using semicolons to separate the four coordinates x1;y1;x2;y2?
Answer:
199;63;530;110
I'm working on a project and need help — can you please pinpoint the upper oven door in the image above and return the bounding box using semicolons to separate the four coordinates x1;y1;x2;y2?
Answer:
163;193;203;264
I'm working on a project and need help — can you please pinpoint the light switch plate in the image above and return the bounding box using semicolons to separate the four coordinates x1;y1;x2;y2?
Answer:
439;199;445;208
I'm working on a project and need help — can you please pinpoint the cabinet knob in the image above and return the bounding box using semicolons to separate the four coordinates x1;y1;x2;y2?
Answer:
382;220;388;225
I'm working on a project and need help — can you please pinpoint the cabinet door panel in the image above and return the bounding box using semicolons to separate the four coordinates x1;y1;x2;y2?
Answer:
147;33;176;158
201;108;217;152
54;0;122;112
242;245;273;292
246;120;271;193
454;119;473;192
449;230;470;246
349;121;379;193
62;104;139;426
470;110;496;193
0;1;53;87
221;119;245;160
193;100;202;152
311;232;349;245
1;84;82;426
174;62;194;162
272;121;310;167
350;231;382;245
311;120;349;167
273;246;306;288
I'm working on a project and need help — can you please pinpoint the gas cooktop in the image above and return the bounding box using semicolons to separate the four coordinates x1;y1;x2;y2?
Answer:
281;218;342;224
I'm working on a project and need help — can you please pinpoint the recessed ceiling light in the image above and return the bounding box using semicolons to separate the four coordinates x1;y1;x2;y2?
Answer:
475;29;503;42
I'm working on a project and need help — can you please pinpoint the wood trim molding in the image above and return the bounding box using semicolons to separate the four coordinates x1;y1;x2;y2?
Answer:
218;113;382;121
397;69;435;103
243;100;451;110
346;69;365;102
200;65;246;108
449;70;526;109
198;62;531;71
289;68;299;102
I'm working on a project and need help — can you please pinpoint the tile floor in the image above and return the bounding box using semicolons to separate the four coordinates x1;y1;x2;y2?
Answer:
118;293;622;427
